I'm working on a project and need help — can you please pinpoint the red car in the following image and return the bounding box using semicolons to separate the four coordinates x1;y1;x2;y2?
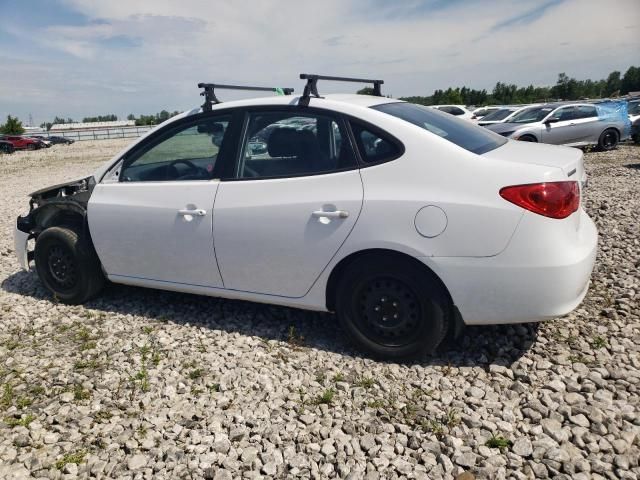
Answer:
0;135;42;150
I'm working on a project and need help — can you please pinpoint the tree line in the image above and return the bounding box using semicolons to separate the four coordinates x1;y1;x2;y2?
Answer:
38;110;182;130
359;66;639;106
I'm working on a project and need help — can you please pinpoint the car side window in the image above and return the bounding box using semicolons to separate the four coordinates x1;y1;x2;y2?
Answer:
575;105;597;119
550;107;575;122
449;107;465;116
349;121;402;164
121;116;231;182
235;111;357;179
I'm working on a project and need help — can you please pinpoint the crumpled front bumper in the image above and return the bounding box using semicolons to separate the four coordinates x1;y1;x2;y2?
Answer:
14;222;31;270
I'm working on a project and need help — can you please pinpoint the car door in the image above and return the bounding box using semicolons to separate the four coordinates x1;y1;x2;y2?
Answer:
212;107;363;297
572;105;600;143
541;106;578;145
88;112;239;287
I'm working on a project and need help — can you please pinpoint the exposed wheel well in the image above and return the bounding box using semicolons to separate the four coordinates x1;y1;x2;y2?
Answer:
325;248;453;312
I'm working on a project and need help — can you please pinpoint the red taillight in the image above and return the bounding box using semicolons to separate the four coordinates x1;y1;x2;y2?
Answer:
499;181;580;219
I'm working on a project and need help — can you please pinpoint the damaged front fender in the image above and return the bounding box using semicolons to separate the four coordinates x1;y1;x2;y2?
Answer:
15;176;96;269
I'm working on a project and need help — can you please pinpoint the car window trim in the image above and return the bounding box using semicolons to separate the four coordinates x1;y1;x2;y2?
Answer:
221;105;361;182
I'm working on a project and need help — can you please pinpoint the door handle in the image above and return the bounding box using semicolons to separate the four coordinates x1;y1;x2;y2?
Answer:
178;209;207;216
312;210;349;219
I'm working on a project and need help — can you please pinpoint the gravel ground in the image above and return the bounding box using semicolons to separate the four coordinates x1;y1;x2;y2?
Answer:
0;140;638;479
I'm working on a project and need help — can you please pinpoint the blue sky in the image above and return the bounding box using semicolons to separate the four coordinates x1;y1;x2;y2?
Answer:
1;0;638;125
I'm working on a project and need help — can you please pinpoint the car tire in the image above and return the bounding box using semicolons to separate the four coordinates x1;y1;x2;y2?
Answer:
34;226;105;304
335;255;450;360
598;128;619;151
27;144;37;150
632;133;639;145
518;135;537;142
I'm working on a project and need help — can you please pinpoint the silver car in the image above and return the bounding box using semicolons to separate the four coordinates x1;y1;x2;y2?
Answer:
486;102;630;150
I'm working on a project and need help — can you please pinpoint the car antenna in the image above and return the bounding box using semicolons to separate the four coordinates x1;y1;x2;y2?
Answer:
198;83;295;111
299;74;384;107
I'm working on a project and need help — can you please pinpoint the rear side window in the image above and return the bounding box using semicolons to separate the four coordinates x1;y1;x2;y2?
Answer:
575;105;597;119
349;121;403;164
374;102;507;155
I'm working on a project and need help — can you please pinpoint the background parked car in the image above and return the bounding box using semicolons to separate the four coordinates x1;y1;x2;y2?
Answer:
430;105;474;120
0;140;15;154
29;136;51;148
33;135;74;145
485;102;630;150
0;135;42;150
470;106;501;121
477;105;536;126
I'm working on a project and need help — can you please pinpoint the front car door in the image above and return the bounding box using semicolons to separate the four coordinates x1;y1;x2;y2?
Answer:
541;106;578;145
88;112;239;287
212;107;363;297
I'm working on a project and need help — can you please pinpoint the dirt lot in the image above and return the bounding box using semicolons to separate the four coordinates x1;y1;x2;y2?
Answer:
0;140;638;479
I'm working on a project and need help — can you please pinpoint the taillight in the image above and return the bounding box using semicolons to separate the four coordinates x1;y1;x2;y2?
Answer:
499;181;580;219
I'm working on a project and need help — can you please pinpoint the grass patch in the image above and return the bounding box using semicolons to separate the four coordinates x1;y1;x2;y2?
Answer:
592;336;607;349
4;414;35;427
188;368;204;380
486;434;513;450
1;383;14;408
73;385;91;401
314;388;336;405
287;325;305;347
356;377;375;389
55;450;86;470
332;372;345;383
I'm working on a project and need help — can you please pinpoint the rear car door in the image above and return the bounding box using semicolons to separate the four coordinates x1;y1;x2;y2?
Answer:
88;112;239;287
571;105;600;143
542;106;578;145
212;107;363;297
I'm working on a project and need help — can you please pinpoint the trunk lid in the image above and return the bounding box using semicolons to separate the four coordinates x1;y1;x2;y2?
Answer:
483;139;586;185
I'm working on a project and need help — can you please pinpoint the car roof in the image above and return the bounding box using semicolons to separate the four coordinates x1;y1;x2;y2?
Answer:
202;93;400;112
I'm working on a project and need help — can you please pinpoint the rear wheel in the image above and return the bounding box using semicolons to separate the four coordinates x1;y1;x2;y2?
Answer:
335;255;450;360
518;135;537;142
598;128;619;151
34;226;105;304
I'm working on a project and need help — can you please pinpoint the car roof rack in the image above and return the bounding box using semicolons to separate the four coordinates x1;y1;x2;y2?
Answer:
198;83;295;111
299;74;384;106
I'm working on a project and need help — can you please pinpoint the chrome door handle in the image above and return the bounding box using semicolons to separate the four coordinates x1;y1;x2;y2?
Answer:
178;209;206;216
312;210;349;219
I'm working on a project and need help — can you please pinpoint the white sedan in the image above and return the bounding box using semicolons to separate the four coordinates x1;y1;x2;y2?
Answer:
14;75;598;359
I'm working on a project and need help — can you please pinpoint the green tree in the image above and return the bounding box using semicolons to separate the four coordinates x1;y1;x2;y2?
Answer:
621;66;640;94
357;87;375;95
0;115;25;135
605;71;622;96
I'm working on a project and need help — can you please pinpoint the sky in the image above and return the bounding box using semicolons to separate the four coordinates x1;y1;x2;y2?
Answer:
1;0;638;125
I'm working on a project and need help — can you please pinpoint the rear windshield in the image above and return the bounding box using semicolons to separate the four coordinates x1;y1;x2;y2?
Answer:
373;102;507;154
480;108;516;121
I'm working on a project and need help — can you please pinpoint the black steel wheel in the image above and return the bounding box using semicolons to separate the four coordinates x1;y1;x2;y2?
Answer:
335;254;450;359
35;226;105;304
598;128;619;151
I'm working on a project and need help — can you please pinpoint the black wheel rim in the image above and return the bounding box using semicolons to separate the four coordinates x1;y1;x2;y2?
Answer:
47;245;77;290
602;131;616;148
354;276;422;347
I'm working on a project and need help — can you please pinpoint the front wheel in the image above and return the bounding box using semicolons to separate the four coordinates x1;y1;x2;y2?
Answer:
34;226;105;304
518;135;537;142
598;129;619;151
335;255;450;360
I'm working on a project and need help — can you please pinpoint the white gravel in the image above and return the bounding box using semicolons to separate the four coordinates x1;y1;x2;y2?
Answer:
0;140;639;479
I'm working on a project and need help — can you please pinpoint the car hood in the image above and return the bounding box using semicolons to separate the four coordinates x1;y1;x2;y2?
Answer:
485;122;532;133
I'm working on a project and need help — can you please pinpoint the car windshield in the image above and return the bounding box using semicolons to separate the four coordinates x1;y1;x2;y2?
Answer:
373;102;507;154
629;102;640;115
509;106;554;124
480;108;516;121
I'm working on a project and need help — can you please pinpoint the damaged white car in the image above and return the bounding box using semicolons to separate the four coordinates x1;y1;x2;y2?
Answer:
15;74;598;359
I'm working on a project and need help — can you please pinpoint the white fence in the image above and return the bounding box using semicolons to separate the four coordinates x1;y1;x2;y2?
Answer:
42;126;154;142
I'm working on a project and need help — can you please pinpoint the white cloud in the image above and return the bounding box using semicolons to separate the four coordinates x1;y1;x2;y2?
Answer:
1;0;639;124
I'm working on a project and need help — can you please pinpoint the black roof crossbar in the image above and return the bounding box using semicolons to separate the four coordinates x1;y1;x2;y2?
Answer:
198;83;294;111
299;74;384;106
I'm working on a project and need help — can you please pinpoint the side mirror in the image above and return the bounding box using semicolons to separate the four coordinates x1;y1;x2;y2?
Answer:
545;117;560;124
